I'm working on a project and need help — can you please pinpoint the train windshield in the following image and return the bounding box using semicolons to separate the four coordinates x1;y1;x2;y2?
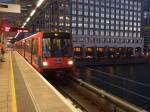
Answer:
42;37;72;57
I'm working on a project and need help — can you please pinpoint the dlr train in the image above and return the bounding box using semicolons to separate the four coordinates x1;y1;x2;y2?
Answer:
14;32;75;74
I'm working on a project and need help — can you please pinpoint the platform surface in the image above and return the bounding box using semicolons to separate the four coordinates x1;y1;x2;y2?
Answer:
0;50;77;112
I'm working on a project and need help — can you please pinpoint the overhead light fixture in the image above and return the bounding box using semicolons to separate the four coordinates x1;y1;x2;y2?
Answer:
26;17;30;22
37;0;44;7
22;22;27;28
27;4;32;7
30;9;36;17
14;32;20;38
21;0;45;28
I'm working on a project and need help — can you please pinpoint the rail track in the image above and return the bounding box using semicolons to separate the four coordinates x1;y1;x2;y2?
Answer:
45;75;116;112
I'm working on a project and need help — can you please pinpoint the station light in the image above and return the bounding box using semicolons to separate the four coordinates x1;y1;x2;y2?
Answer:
37;0;44;7
14;32;20;38
22;22;27;28
26;17;30;22
30;9;36;17
21;0;45;28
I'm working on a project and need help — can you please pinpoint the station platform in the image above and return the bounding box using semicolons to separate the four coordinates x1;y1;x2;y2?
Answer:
0;50;77;112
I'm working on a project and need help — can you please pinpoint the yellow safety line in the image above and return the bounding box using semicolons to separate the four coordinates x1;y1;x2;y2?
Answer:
10;52;17;112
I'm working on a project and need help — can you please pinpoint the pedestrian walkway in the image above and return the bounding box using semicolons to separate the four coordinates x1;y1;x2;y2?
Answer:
0;50;77;112
0;51;12;112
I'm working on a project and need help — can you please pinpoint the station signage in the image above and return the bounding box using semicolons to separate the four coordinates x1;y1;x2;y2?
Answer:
1;26;29;32
0;3;20;13
10;27;29;32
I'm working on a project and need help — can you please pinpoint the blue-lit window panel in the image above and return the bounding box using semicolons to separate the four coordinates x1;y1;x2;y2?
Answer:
90;30;94;35
84;29;88;35
138;33;140;38
129;32;132;37
84;11;88;16
72;10;76;14
84;17;88;22
95;24;99;28
78;29;82;35
111;25;114;30
95;18;99;23
78;4;82;10
120;32;124;37
129;27;132;31
95;0;99;5
72;28;77;34
125;32;129;37
116;26;119;30
90;0;94;4
78;23;82;27
101;13;105;17
72;23;76;27
106;30;109;36
90;24;94;28
83;0;88;3
120;26;124;30
72;16;76;21
84;23;88;28
90;12;94;16
78;0;83;3
95;30;99;36
101;0;105;6
101;30;105;36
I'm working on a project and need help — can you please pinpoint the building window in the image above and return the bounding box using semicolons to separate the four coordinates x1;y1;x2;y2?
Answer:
84;29;88;35
72;28;76;34
78;29;82;35
90;30;93;35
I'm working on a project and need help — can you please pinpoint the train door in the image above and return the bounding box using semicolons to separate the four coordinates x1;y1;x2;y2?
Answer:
24;39;32;63
32;38;40;69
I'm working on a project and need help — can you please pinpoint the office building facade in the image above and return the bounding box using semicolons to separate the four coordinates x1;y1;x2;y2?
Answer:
143;0;150;49
31;0;143;57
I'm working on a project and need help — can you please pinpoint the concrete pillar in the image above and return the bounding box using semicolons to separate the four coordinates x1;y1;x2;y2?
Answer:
133;47;136;56
94;46;97;58
82;45;86;57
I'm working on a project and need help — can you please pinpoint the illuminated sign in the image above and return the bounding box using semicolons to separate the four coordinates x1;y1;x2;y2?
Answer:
10;27;29;32
1;26;10;32
1;26;29;32
4;26;10;32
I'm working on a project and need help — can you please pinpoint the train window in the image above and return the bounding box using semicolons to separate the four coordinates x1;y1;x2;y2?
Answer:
25;40;32;53
42;38;52;57
33;39;38;55
42;38;72;57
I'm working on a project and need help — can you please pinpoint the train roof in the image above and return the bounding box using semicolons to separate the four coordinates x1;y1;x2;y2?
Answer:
14;32;71;44
43;32;71;39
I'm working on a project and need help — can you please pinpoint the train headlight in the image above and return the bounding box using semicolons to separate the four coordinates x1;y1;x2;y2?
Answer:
68;60;74;65
43;61;48;66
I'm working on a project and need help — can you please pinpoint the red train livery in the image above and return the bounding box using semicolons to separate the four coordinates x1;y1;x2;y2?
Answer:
15;32;74;74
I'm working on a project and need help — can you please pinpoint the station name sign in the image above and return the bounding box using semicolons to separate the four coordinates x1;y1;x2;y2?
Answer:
0;3;20;13
1;26;29;32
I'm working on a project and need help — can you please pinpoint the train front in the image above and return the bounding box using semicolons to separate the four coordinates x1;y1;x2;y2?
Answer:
41;32;74;74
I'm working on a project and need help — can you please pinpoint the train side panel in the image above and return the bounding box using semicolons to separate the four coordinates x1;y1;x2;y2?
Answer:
31;32;43;72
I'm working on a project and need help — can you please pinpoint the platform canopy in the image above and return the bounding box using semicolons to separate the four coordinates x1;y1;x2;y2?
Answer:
0;0;37;28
